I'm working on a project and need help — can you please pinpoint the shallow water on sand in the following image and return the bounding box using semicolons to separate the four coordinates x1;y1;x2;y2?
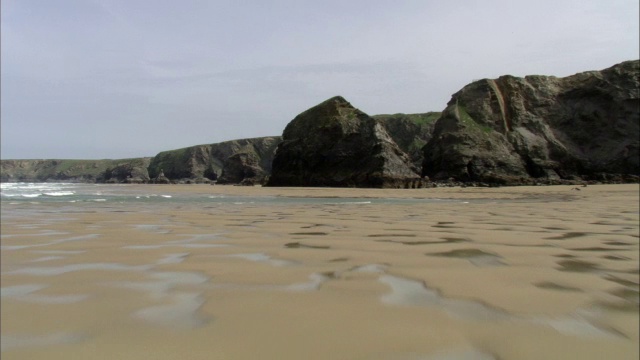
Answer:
1;184;638;359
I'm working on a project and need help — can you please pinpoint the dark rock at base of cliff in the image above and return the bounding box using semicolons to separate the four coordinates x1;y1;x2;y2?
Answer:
267;96;421;188
422;60;640;185
218;152;267;185
153;170;171;184
102;160;151;183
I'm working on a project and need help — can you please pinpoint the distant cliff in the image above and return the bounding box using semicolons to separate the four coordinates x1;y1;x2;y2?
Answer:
0;158;152;183
422;60;639;185
0;137;280;184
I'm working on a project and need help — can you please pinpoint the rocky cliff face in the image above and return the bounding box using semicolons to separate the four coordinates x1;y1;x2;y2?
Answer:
267;96;421;188
373;112;440;169
218;152;266;185
0;137;279;184
422;60;639;184
147;136;281;183
0;158;151;183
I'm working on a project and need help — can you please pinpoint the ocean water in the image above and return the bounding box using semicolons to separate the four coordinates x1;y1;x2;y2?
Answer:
0;182;458;206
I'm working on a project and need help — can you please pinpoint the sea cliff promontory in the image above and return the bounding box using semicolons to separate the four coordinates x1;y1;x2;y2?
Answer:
422;60;639;185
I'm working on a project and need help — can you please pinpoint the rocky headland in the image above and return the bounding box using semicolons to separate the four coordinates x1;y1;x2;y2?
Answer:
1;60;638;186
421;60;639;185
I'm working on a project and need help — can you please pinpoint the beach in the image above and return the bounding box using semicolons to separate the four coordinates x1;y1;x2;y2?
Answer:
1;184;638;359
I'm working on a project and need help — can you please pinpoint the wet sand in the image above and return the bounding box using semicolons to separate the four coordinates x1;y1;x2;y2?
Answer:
1;184;638;359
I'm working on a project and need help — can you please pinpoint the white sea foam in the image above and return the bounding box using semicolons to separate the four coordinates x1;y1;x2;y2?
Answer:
43;191;75;196
326;201;372;205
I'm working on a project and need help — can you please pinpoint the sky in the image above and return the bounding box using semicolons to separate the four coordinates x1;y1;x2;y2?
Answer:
1;0;638;159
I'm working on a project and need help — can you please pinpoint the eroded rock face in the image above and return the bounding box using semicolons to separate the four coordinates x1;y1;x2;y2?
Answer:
0;158;151;183
218;152;266;184
147;137;281;183
422;60;640;184
267;96;421;188
102;161;151;183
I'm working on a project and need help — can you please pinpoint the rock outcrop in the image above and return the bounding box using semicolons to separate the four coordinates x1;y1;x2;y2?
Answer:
218;152;267;184
147;137;281;184
266;96;421;188
422;60;640;185
101;159;152;183
153;170;171;184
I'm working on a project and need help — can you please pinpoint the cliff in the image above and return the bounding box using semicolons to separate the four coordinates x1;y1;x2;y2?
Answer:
0;158;151;183
147;136;281;184
422;60;639;185
266;96;421;188
0;137;280;184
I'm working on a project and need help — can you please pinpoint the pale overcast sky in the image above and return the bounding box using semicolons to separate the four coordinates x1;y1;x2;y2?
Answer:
1;0;638;159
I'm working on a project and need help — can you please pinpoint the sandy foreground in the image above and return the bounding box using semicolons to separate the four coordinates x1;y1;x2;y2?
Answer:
1;184;638;360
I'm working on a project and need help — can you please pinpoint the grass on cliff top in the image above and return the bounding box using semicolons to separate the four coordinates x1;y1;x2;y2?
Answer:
48;159;134;174
373;112;441;126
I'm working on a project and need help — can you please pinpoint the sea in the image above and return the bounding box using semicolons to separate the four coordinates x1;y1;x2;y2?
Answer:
0;182;461;206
